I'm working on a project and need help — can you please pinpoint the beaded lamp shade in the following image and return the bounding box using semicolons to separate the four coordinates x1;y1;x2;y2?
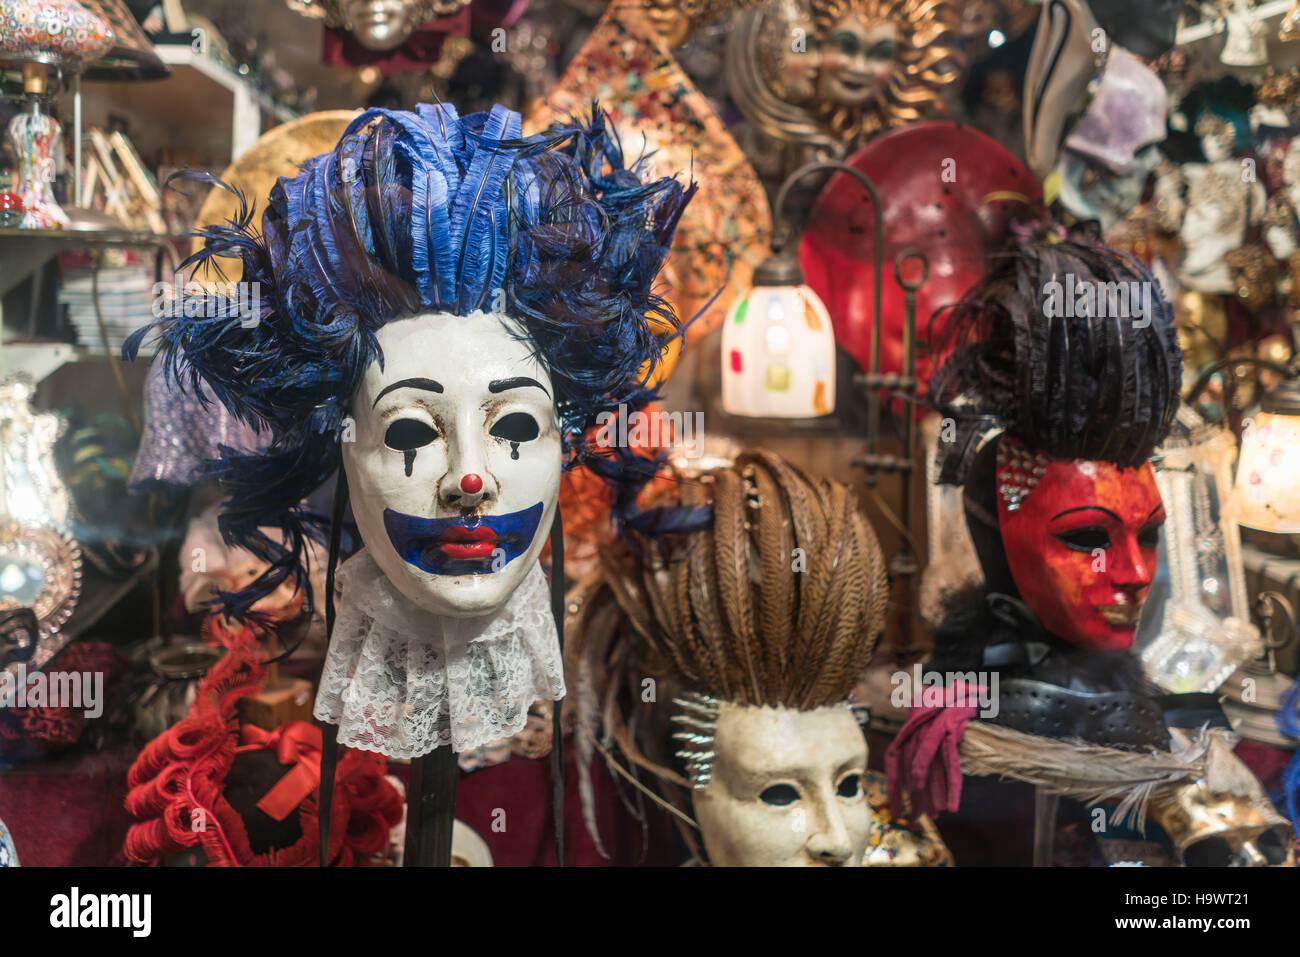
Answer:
0;0;112;73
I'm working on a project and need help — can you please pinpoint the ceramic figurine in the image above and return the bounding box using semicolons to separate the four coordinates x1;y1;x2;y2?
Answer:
1155;108;1266;294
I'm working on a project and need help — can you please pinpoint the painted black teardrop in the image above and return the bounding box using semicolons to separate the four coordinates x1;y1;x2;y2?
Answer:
404;449;416;477
510;442;520;461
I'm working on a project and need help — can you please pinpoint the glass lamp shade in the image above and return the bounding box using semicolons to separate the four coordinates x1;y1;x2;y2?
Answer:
721;282;836;418
1229;411;1300;533
0;0;112;73
78;0;168;81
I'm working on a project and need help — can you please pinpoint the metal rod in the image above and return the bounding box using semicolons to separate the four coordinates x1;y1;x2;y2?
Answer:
890;249;929;657
72;73;82;207
318;723;338;867
548;505;566;866
1182;355;1294;406
769;160;884;446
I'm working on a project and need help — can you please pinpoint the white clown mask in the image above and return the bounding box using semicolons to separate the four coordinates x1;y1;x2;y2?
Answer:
687;700;872;867
343;310;562;619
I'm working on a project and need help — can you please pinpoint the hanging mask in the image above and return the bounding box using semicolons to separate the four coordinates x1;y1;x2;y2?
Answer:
1062;46;1168;175
1057;146;1163;233
1147;730;1295;866
1023;0;1103;180
1054;46;1165;232
1178;160;1266;293
726;0;963;153
1221;0;1269;67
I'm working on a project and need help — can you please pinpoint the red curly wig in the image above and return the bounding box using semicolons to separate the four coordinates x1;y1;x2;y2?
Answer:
124;637;401;866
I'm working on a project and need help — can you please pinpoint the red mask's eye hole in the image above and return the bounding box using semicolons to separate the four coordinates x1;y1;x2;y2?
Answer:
1052;527;1111;552
1137;524;1162;550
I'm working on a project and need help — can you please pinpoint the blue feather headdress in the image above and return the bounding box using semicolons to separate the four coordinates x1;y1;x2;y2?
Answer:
125;102;695;619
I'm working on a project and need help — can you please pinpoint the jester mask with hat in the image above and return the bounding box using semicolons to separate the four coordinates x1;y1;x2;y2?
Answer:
125;103;693;768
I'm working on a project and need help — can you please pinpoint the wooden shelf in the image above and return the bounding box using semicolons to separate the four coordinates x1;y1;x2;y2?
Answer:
0;226;168;300
0;342;86;382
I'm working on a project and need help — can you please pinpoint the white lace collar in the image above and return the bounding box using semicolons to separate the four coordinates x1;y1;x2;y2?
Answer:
313;549;564;759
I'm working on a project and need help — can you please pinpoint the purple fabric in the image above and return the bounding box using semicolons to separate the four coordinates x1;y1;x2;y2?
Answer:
1065;47;1167;175
129;355;266;492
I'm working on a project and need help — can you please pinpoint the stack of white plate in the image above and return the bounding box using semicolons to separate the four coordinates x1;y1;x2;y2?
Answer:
57;266;158;356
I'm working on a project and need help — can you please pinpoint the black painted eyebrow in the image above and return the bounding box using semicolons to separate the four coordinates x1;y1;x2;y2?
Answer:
372;377;444;408
488;376;550;397
1050;505;1122;522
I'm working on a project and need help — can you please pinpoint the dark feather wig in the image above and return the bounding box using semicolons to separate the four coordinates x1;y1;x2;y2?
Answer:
927;240;1182;486
124;102;695;619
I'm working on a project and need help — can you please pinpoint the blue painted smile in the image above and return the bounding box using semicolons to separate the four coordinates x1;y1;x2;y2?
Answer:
383;502;544;576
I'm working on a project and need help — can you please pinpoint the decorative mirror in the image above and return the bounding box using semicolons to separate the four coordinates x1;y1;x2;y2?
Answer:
0;521;82;641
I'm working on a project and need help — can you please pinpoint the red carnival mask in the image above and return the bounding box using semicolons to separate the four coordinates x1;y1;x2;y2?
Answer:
995;437;1165;652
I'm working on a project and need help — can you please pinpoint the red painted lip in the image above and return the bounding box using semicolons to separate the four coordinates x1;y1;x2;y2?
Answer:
430;525;498;561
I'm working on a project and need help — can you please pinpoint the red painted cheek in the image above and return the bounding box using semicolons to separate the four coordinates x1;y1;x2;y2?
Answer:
1006;532;1130;650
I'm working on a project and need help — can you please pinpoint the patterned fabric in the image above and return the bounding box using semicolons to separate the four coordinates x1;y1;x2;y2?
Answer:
863;770;953;866
526;0;770;343
129;353;265;492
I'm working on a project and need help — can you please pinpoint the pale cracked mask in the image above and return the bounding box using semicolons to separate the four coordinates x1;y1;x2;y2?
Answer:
692;703;871;867
342;311;562;618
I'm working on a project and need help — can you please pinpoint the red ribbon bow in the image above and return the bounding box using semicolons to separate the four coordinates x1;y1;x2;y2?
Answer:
237;721;322;822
